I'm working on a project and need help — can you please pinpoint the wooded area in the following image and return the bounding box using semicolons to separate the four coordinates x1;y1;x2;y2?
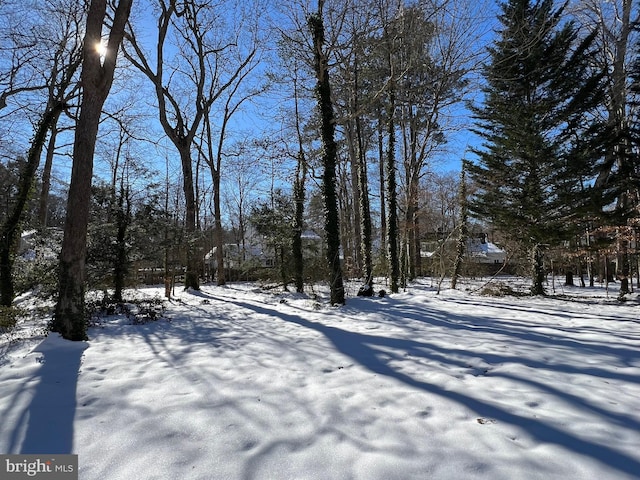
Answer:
1;0;639;340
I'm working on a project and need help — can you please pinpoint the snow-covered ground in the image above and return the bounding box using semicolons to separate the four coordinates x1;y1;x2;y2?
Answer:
1;278;639;480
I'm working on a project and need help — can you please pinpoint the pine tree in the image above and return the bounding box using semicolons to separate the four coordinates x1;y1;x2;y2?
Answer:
468;0;603;295
250;191;296;289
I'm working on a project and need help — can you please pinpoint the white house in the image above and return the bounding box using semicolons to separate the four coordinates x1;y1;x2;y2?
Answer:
205;244;271;269
420;233;506;265
205;230;324;270
467;234;506;264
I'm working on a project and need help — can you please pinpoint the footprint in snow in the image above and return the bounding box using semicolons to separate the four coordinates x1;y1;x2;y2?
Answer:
477;417;497;425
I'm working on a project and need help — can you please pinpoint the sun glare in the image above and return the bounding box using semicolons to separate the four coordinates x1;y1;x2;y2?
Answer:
95;41;108;59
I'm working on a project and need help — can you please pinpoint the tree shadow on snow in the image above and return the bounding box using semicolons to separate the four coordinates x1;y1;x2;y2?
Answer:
7;335;87;454
376;301;640;376
227;297;640;478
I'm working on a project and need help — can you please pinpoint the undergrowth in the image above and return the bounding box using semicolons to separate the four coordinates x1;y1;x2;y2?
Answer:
87;294;167;326
0;306;27;333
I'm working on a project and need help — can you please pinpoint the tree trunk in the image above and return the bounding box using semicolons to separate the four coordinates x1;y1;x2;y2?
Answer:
404;175;419;281
213;168;225;286
346;122;362;275
164;246;172;299
309;3;345;305
178;145;200;290
618;230;630;295
565;271;574;287
53;0;132;341
163;163;173;299
377;112;387;258
414;214;422;277
386;87;400;294
293;156;307;293
530;244;546;296
356;114;373;287
55;91;103;340
292;71;307;294
38;119;61;228
451;166;468;289
112;183;130;302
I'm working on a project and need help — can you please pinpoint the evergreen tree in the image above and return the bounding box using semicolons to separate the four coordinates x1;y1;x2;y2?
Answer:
468;0;603;295
629;37;640;184
250;191;296;289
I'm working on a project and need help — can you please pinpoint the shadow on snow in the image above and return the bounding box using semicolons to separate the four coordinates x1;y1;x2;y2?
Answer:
7;335;87;454
219;294;640;478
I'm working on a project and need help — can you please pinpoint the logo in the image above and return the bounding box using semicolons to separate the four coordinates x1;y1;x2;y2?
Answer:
1;455;77;479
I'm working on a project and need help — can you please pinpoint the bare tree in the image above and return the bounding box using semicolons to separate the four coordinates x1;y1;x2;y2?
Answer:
198;48;260;286
222;150;260;274
53;0;133;341
124;0;259;290
37;0;86;227
0;1;49;112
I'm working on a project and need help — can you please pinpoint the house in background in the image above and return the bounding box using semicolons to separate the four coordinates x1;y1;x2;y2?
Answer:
205;243;271;269
204;229;324;281
420;232;507;275
467;234;507;265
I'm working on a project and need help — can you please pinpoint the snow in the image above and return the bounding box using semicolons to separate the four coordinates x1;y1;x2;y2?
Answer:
1;278;640;480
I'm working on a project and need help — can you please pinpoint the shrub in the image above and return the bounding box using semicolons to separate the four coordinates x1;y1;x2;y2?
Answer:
87;293;167;325
0;306;26;333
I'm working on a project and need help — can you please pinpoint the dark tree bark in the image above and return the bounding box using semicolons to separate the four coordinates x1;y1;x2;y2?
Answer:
377;111;387;256
53;0;132;341
112;181;131;303
530;244;545;296
349;43;373;287
179;142;200;290
38;125;59;228
292;73;307;293
201;107;225;287
292;168;306;293
618;231;630;295
451;165;468;289
386;85;400;294
565;271;574;286
309;1;345;305
356;113;373;287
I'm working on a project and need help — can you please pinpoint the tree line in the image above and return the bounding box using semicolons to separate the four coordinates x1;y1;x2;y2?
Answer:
0;0;638;340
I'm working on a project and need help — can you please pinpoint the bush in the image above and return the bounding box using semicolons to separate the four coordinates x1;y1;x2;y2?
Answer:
13;229;62;299
87;293;167;325
0;306;26;333
479;282;529;297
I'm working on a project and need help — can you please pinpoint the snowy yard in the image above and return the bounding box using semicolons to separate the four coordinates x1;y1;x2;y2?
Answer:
1;279;639;479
